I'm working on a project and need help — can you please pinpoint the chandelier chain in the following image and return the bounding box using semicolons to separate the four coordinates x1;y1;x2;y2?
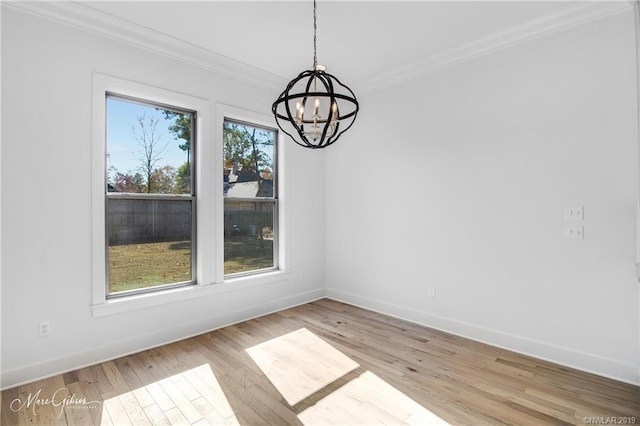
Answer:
313;0;317;69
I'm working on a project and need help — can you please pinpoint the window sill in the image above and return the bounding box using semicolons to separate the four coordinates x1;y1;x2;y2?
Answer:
92;270;291;317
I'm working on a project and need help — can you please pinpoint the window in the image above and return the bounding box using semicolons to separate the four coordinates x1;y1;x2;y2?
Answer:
105;95;196;296
92;74;288;313
223;119;278;276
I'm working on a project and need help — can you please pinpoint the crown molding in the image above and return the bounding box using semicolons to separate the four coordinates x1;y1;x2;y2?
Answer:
357;1;634;96
2;0;287;92
3;1;634;96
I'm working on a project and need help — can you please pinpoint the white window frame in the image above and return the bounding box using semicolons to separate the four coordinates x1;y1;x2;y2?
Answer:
104;93;198;298
216;104;288;283
91;74;289;317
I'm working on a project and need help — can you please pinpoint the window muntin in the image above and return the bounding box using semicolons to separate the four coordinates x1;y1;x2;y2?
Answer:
223;119;278;277
106;95;196;297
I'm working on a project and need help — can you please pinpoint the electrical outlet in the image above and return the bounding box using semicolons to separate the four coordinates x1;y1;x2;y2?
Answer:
565;207;584;221
427;287;436;297
565;224;584;240
39;321;50;337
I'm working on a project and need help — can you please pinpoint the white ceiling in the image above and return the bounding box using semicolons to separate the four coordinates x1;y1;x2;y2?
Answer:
7;1;632;94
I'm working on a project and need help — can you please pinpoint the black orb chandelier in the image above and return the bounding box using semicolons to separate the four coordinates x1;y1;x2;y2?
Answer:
272;0;359;149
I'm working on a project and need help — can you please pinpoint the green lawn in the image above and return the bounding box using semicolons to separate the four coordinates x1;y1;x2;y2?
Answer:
108;237;273;294
224;236;274;275
108;241;192;293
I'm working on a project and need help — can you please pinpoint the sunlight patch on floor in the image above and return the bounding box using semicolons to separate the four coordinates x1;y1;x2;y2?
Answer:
298;370;450;425
246;327;359;405
247;327;450;425
100;364;239;425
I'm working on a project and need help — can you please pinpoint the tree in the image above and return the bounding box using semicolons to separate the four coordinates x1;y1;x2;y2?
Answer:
223;122;273;182
161;110;192;193
132;112;168;193
162;110;192;163
113;171;144;192
174;162;191;194
149;166;176;194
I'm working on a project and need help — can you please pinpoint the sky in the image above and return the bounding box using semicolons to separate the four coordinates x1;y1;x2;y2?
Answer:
106;96;277;185
106;97;190;182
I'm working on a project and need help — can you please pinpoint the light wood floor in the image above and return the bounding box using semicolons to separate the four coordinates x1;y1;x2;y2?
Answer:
1;299;639;425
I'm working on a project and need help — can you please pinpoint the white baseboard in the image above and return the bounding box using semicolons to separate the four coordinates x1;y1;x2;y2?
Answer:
1;288;325;390
325;287;640;386
5;287;636;389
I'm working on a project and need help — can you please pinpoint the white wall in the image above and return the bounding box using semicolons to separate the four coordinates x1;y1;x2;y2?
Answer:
326;11;640;384
1;8;326;388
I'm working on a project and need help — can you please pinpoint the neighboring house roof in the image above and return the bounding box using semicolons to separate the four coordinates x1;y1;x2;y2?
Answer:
226;181;259;198
225;179;273;198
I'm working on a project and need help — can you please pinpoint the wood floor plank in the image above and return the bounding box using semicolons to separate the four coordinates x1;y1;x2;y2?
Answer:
181;366;235;421
62;381;100;426
119;390;152;426
157;377;203;424
141;382;174;413
162;406;191;426
112;357;155;409
102;392;130;426
141;403;171;426
101;361;130;397
2;298;639;425
73;379;106;425
190;396;228;425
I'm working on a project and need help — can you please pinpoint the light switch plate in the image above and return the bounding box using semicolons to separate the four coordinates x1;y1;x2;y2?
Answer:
565;207;584;221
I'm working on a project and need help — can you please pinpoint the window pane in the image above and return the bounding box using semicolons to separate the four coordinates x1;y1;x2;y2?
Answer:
107;96;193;195
223;120;276;199
107;198;193;294
224;200;275;275
105;95;195;296
223;119;277;277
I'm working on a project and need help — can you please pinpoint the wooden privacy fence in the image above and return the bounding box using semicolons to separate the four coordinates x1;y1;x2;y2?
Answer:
107;198;192;245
